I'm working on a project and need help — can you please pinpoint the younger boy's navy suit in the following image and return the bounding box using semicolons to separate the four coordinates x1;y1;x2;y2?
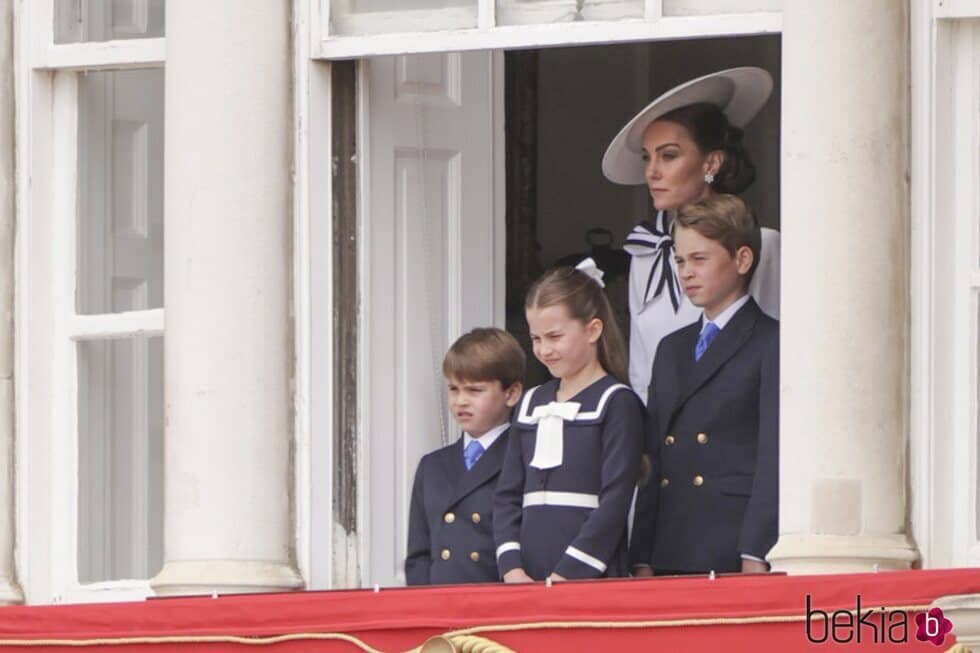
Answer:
630;297;779;573
405;430;509;585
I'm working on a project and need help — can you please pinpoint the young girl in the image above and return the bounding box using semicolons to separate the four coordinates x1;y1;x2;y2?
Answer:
494;258;644;581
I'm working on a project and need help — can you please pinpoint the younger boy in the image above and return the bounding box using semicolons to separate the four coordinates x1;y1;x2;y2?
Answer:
630;194;779;576
405;327;525;585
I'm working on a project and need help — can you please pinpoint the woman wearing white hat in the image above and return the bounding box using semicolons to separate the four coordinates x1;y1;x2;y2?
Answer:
602;67;780;405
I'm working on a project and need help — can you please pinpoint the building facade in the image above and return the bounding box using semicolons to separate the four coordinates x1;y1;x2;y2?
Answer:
1;0;979;643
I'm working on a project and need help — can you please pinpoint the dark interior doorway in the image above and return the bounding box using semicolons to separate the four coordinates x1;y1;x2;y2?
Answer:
504;35;782;386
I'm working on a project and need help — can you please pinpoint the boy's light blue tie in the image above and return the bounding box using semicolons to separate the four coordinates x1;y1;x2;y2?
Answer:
464;440;485;471
695;322;720;361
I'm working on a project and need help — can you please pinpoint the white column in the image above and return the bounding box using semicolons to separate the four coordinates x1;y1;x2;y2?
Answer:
0;0;22;605
767;0;919;573
150;0;303;595
933;595;980;650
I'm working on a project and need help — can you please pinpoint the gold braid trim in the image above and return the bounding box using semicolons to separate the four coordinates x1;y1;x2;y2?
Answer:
946;644;973;653
0;633;385;651
0;603;937;650
434;602;935;639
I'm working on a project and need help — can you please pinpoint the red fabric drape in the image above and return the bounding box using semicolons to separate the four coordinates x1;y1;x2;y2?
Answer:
0;569;977;651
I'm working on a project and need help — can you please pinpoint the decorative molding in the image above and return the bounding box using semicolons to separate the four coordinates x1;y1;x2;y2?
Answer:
933;594;980;649
768;534;919;575
395;52;462;108
315;13;782;59
151;560;304;597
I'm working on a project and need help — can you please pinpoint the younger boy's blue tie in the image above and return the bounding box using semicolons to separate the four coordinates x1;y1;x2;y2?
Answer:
695;322;720;361
464;440;485;470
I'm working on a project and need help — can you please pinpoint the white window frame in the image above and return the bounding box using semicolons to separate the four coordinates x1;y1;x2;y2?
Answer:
947;17;980;567
297;0;784;589
910;2;980;570
14;0;165;604
292;0;336;591
310;0;782;59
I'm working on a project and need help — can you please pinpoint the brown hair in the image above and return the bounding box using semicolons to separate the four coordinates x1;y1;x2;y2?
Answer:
674;193;762;280
442;327;526;389
657;102;756;195
524;266;629;384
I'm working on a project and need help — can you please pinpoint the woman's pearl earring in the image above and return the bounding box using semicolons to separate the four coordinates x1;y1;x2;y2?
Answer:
704;172;715;184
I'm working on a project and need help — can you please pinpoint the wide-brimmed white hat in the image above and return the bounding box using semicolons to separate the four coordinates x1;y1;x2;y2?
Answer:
602;67;773;185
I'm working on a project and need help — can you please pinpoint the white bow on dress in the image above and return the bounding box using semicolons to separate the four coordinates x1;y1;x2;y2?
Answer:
527;401;581;470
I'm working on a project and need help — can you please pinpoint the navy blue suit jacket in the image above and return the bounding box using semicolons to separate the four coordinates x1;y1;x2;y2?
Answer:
630;297;779;573
405;432;508;585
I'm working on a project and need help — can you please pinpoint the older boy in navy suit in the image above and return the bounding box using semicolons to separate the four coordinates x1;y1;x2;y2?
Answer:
631;194;779;576
405;328;525;585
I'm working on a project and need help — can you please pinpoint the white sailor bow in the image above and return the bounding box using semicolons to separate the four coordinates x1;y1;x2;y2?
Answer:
527;401;581;470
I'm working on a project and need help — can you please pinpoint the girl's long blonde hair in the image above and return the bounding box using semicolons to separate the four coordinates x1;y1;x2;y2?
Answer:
525;266;629;385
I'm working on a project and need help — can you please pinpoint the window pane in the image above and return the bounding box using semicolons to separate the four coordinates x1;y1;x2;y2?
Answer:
580;0;643;20
331;0;477;35
497;0;578;25
78;336;164;583
663;0;782;16
77;69;164;315
55;0;165;44
498;0;779;23
497;0;643;24
351;0;472;10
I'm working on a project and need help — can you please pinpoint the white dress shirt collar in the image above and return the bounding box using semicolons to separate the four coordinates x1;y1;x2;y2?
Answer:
463;422;509;451
701;293;751;333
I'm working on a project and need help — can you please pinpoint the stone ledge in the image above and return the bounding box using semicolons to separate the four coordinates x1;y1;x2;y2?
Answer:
0;575;23;605
934;594;980;650
768;533;919;575
151;559;304;597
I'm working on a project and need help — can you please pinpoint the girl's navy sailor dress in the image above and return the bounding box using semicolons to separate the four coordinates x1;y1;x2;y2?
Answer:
493;375;644;580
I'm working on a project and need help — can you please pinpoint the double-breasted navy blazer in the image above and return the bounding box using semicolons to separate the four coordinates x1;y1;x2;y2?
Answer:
630;297;779;573
405;432;509;585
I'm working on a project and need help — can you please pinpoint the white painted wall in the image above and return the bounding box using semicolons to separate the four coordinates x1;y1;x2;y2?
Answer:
0;0;21;605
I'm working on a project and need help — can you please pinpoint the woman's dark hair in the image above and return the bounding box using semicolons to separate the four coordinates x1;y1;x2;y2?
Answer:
658;102;756;195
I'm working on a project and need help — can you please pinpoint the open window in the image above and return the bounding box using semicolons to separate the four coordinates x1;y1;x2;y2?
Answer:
16;0;165;603
336;31;781;589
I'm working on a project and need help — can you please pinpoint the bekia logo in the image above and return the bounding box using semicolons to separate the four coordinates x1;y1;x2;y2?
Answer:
806;596;955;646
915;607;953;646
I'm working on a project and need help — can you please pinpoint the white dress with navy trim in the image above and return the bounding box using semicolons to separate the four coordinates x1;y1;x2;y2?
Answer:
492;375;644;580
